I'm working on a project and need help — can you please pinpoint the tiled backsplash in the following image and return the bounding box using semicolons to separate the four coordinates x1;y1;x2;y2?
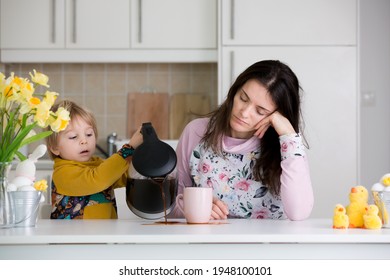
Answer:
4;63;217;155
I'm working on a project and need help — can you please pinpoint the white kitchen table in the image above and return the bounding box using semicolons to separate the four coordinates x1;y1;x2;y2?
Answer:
0;219;389;260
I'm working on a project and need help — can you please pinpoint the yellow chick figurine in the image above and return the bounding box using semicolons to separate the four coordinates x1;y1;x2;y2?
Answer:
333;204;349;229
346;185;369;228
380;173;390;187
363;204;382;229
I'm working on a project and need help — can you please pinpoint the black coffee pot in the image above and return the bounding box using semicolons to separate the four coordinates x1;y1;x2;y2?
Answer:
132;122;177;178
126;122;178;219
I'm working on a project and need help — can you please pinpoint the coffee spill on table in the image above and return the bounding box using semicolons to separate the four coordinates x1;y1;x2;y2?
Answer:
145;177;228;226
143;221;229;226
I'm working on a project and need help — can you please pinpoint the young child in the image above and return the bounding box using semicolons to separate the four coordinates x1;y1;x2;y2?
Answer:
46;100;143;219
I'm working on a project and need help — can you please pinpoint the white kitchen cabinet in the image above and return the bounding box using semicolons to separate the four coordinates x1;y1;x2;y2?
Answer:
65;0;130;49
222;0;356;46
0;0;65;49
0;0;217;62
0;0;130;49
218;0;358;218
131;0;217;49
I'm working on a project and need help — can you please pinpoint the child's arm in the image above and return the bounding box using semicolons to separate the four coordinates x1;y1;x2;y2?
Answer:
52;154;130;196
53;128;144;196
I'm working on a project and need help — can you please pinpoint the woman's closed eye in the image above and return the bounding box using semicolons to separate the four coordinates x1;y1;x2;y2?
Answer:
257;107;273;116
256;109;266;116
239;91;249;102
241;90;267;115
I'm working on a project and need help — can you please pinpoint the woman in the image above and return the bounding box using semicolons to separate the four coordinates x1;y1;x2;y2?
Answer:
172;60;313;221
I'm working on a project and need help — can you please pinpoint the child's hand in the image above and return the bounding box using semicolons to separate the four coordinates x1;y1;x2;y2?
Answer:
129;126;143;149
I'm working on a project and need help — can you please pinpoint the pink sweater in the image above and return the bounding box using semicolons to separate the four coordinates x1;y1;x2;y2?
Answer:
172;118;314;221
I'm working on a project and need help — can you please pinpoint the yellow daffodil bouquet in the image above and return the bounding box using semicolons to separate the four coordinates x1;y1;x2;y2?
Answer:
0;70;70;162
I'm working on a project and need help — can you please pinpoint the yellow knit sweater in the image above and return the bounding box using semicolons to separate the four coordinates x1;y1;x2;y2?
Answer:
51;154;129;219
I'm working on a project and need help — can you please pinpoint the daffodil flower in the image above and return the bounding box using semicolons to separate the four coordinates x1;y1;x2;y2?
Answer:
34;101;51;127
0;71;70;162
29;69;49;88
50;107;71;132
43;91;59;107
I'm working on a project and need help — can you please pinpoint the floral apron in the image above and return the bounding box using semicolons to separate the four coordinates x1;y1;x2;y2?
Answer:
189;143;286;219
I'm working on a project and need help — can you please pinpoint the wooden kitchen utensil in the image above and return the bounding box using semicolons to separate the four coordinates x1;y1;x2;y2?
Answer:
169;93;210;139
127;92;169;139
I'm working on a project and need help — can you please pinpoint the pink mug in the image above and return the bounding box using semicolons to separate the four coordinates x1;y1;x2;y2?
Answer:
176;187;213;224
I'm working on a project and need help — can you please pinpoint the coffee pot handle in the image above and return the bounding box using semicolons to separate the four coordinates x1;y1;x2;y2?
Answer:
140;122;158;143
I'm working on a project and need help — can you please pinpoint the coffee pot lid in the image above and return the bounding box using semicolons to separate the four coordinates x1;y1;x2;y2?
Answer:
132;122;177;178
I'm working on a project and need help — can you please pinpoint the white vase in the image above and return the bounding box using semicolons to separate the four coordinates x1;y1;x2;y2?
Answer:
0;162;15;228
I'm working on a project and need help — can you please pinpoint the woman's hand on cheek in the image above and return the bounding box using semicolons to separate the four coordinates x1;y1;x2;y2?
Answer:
211;198;229;220
254;116;271;138
254;111;296;138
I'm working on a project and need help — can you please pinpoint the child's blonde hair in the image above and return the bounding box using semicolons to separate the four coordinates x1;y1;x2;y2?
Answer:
46;99;98;159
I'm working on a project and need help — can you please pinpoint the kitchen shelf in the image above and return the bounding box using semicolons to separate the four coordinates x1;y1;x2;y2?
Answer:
0;49;218;63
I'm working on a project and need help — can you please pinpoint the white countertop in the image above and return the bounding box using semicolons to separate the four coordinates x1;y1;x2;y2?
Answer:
1;218;390;245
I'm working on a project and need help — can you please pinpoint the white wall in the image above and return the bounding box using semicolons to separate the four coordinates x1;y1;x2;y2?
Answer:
359;0;390;188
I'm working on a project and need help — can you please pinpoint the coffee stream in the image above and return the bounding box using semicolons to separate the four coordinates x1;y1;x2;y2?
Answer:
152;177;180;225
152;178;167;224
127;177;179;224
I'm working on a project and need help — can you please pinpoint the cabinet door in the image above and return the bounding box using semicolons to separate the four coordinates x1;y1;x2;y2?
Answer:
220;47;357;218
131;0;217;49
65;0;130;49
221;0;356;45
0;0;65;48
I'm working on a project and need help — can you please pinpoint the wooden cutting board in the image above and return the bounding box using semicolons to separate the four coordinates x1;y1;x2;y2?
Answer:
127;92;169;139
169;93;210;139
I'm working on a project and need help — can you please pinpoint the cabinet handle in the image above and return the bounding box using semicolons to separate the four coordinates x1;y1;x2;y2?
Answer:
230;51;235;84
51;0;56;43
230;0;235;40
138;0;142;43
72;0;77;43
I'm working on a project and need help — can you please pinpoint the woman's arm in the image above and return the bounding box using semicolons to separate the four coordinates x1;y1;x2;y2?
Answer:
279;134;314;220
170;118;209;217
255;112;314;220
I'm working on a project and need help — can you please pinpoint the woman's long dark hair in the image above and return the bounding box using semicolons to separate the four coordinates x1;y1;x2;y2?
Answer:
202;60;305;196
